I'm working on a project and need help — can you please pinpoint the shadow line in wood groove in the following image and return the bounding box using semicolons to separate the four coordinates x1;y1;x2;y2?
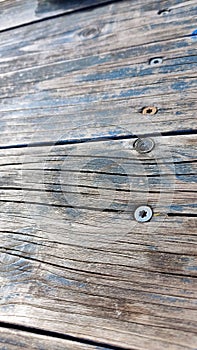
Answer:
0;0;122;35
0;129;196;150
0;321;129;350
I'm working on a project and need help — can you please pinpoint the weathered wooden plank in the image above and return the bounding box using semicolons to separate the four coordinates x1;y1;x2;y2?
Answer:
0;214;197;349
0;0;196;349
0;327;110;350
0;0;195;32
0;135;196;214
0;0;196;147
0;136;196;348
0;0;117;31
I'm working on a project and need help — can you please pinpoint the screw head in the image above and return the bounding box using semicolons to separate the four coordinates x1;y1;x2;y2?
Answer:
158;8;171;15
133;138;155;154
149;57;163;65
134;206;153;222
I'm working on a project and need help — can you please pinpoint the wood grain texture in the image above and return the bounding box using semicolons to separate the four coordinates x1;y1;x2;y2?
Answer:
0;216;197;350
0;135;196;214
0;327;111;350
0;0;196;147
0;0;116;31
0;135;196;349
0;0;197;349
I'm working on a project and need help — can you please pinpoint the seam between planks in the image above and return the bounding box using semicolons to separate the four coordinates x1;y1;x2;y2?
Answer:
0;0;122;35
0;130;196;151
0;321;133;350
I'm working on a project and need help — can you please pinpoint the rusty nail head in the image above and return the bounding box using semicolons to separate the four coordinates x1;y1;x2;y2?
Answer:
133;138;155;154
142;106;158;115
134;206;153;222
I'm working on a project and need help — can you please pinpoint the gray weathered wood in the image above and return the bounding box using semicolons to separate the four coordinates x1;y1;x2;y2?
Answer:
0;327;110;350
0;135;196;214
0;0;196;349
0;215;197;349
0;0;196;146
0;137;196;349
0;0;116;31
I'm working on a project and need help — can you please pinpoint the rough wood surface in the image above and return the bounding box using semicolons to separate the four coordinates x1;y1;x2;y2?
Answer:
0;0;116;31
0;139;196;350
1;215;197;350
0;135;196;214
0;327;110;350
0;0;196;146
0;0;197;350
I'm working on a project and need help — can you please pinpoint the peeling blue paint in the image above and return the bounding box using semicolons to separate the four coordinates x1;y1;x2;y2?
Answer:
170;203;197;211
147;245;158;251
150;294;186;303
171;80;191;91
0;335;25;347
181;277;192;284
181;257;190;262
191;29;197;38
170;205;183;212
0;304;15;312
176;175;197;183
46;273;86;289
77;57;197;83
187;266;197;271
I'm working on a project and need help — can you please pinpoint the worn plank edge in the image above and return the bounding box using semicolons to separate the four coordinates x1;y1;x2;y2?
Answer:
0;322;127;350
0;0;121;34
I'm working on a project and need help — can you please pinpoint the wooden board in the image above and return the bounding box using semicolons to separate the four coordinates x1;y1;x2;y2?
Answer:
0;135;197;349
0;0;197;349
0;0;117;31
0;327;112;350
0;135;196;215
0;216;197;350
0;0;196;147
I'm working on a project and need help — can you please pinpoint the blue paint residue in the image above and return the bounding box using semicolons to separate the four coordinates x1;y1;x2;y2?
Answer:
187;266;197;272
46;273;86;289
150;294;186;303
170;205;183;212
181;277;192;284
176;175;197;183
181;257;190;262
191;29;197;38
170;203;197;212
171;80;191;91
147;245;158;251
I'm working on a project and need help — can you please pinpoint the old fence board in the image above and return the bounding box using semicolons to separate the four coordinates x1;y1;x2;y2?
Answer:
0;135;196;215
0;216;197;349
0;327;111;350
0;0;196;349
0;0;118;31
0;0;196;32
0;0;196;146
0;137;196;349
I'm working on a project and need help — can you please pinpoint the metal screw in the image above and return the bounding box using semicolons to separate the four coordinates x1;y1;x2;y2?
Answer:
158;8;171;15
142;106;158;115
134;206;153;222
149;57;163;65
133;138;155;154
